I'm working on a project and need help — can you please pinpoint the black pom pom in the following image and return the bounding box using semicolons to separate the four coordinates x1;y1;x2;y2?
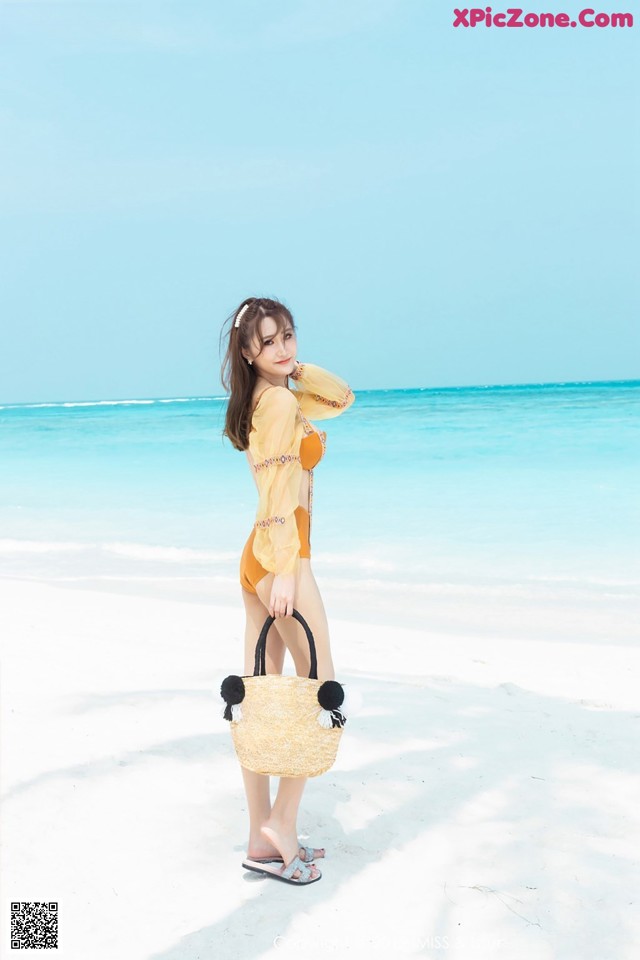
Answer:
221;675;245;705
317;680;344;711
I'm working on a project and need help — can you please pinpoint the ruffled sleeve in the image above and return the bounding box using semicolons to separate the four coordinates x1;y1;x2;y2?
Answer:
289;362;355;420
250;387;303;578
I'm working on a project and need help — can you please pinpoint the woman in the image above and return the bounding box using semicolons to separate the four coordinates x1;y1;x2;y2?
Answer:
220;296;355;886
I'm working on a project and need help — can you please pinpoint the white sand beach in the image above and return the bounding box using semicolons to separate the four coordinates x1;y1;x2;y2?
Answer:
1;576;639;960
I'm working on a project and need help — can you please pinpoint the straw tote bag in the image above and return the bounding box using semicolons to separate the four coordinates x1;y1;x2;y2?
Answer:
220;609;347;777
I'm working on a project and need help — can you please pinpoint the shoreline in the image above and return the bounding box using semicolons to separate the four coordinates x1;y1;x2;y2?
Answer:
1;560;637;644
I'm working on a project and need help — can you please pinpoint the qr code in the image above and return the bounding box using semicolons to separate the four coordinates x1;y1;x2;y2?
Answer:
11;902;58;949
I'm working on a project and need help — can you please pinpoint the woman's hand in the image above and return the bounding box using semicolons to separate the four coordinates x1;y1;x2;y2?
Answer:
269;573;296;619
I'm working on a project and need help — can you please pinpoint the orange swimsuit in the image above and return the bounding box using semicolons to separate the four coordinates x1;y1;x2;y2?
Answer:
239;430;326;594
237;362;354;594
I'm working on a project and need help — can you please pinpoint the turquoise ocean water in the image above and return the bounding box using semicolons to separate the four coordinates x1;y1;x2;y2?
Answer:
1;381;638;631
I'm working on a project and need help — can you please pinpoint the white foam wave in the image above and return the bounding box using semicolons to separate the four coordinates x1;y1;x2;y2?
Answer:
0;539;234;563
1;396;225;410
314;551;396;573
157;397;221;403
65;400;154;407
524;574;640;588
104;543;234;563
5;400;154;409
320;576;640;599
44;575;236;583
321;576;533;598
0;539;86;554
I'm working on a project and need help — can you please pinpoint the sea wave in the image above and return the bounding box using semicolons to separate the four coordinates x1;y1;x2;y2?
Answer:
0;396;225;410
1;539;638;594
0;539;86;554
105;542;235;562
0;539;234;563
314;551;396;573
321;575;640;600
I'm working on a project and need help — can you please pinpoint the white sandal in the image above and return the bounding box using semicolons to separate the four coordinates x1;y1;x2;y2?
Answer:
248;844;325;865
242;855;322;886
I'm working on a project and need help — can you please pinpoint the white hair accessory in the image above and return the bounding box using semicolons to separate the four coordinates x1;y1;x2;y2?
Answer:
234;304;250;328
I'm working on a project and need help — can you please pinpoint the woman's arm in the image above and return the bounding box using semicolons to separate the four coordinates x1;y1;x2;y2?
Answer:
289;361;355;420
251;387;303;582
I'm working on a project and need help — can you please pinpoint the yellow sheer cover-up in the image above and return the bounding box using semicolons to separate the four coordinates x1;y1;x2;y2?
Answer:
248;362;355;578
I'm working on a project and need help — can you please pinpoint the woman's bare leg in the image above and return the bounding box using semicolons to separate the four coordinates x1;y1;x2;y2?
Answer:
252;562;331;874
242;585;286;676
240;587;285;860
240;583;320;878
261;777;314;872
255;559;335;681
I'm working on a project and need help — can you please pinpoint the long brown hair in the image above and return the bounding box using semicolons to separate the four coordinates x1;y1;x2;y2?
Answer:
219;296;296;451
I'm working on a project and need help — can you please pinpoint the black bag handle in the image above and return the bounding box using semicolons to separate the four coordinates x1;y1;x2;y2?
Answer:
253;608;318;680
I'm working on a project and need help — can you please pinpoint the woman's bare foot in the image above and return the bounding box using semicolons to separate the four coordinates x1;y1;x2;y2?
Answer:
246;838;281;860
246;832;325;863
261;820;320;880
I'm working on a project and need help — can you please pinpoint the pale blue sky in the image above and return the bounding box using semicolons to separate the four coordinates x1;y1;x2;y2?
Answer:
0;0;637;403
